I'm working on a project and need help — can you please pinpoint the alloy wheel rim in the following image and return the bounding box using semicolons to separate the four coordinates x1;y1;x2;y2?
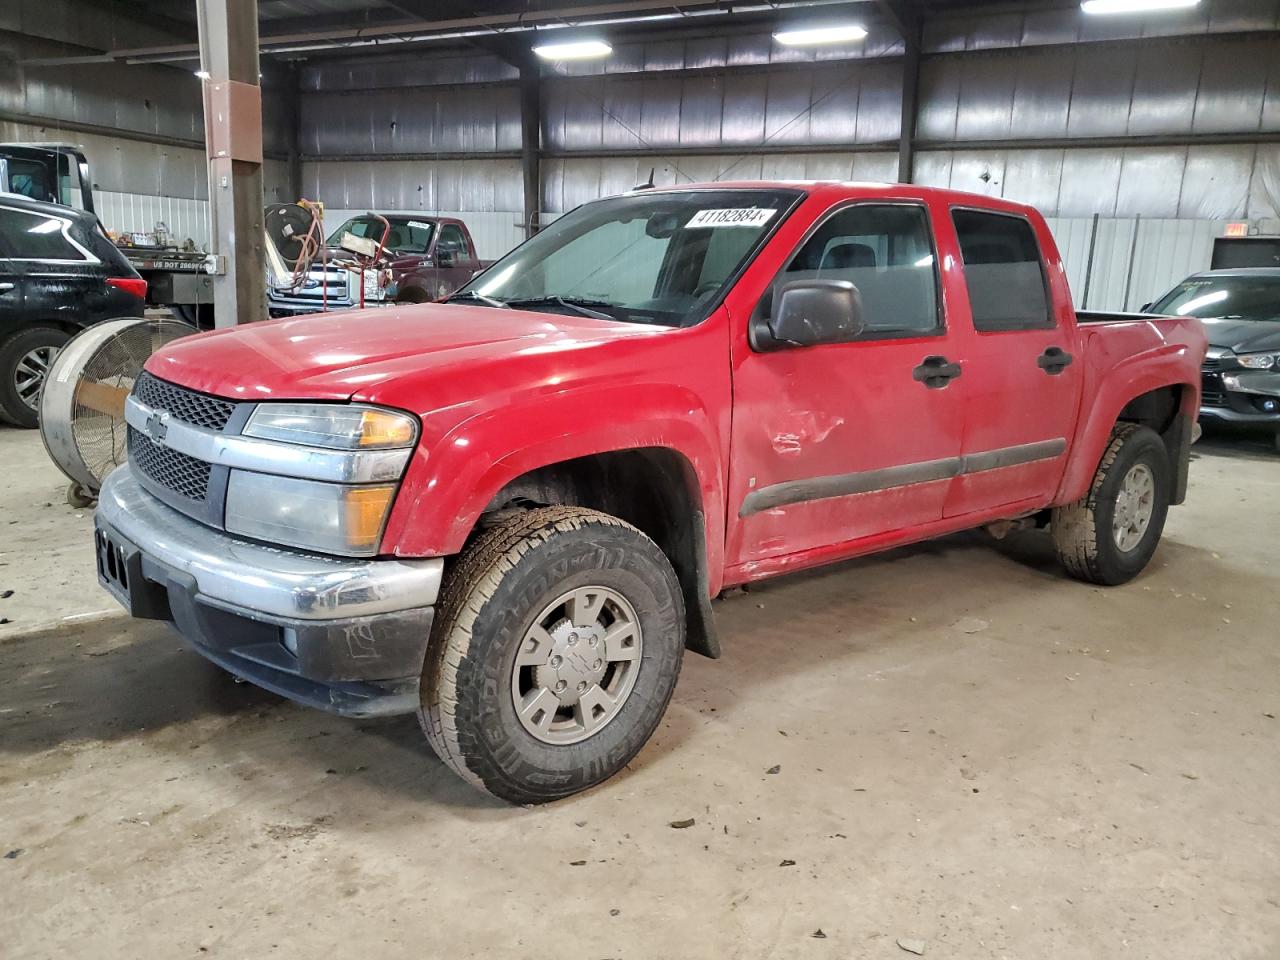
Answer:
1112;462;1155;552
15;345;58;411
511;585;643;745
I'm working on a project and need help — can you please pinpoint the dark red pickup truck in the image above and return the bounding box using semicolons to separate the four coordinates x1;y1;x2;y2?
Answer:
266;213;490;315
96;181;1206;803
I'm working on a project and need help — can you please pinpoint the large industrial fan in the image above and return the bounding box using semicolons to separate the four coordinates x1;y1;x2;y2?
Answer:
40;316;194;507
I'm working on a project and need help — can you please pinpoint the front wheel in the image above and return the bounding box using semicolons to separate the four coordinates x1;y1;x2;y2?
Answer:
418;506;686;803
1052;423;1171;585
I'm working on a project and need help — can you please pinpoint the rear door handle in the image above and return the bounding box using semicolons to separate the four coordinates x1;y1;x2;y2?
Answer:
912;355;962;389
1037;346;1074;375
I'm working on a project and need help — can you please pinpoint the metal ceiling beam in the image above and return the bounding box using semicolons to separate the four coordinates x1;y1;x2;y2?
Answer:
20;0;872;66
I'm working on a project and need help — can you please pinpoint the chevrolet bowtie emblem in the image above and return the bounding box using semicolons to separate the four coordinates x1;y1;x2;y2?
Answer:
144;409;170;444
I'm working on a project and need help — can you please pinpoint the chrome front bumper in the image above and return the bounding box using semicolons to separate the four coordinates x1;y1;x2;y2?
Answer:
93;465;443;717
97;465;441;619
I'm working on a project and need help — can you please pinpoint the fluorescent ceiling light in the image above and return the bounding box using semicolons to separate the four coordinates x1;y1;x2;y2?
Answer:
1080;0;1198;14
532;39;612;60
194;69;210;79
773;24;868;46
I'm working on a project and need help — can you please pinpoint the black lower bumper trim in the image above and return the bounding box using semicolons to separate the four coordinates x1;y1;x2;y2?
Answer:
96;519;434;719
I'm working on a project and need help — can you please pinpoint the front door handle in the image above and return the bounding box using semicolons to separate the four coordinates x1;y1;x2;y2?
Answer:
913;355;962;389
1037;346;1074;375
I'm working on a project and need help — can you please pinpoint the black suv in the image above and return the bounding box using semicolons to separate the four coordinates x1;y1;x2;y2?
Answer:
0;194;146;427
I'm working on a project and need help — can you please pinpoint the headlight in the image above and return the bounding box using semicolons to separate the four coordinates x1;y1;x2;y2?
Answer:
1237;352;1280;371
244;403;417;449
225;472;397;556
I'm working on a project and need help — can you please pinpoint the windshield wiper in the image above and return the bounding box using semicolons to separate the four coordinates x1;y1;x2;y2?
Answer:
504;295;619;321
444;290;507;309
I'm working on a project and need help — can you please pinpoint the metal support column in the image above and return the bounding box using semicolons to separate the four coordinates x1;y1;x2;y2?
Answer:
197;0;266;328
519;64;542;239
897;25;921;184
877;1;921;183
285;61;303;203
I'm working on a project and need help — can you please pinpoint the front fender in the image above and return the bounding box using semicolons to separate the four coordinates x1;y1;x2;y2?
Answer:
381;382;727;590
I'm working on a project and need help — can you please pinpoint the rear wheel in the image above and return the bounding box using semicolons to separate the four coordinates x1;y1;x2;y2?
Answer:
418;506;685;804
1053;423;1171;585
0;326;70;428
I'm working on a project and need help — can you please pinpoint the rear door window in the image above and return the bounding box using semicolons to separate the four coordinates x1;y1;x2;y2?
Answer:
0;206;91;262
952;210;1051;332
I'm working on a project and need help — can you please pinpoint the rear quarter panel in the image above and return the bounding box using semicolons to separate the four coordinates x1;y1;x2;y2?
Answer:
1056;316;1206;504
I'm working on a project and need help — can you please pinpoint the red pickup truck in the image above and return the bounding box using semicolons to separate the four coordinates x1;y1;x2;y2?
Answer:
95;181;1205;803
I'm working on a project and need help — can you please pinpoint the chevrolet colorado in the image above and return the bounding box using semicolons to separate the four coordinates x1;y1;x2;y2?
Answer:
94;182;1206;803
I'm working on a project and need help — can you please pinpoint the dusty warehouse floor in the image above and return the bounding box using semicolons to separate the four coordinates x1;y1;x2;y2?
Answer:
1;427;1278;960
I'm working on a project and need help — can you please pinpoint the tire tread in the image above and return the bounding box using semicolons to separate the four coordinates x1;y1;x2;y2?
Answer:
418;506;669;800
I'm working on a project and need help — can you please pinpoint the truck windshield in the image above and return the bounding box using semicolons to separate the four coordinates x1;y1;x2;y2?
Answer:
1150;275;1280;322
454;189;801;326
325;217;434;255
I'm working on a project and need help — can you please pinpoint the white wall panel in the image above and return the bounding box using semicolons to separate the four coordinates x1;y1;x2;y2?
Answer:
1045;217;1225;310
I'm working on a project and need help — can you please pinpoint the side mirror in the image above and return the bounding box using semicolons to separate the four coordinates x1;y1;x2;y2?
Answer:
1139;301;1153;313
762;279;864;349
436;248;456;267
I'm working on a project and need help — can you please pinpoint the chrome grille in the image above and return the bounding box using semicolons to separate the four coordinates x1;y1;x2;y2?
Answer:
128;427;211;501
133;372;236;431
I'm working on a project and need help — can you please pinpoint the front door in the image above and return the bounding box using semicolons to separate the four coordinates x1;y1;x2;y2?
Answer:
726;200;968;570
941;208;1083;517
432;222;476;300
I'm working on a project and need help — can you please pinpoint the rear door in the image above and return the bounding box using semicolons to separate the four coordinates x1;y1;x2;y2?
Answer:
941;208;1083;517
0;209;27;331
726;199;968;568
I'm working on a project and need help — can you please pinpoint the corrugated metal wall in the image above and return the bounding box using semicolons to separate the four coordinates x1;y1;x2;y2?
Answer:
2;7;291;249
1045;217;1226;310
7;0;1279;288
914;144;1280;220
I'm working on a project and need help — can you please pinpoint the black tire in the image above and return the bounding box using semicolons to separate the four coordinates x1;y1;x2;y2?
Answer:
0;326;70;429
1052;423;1171;586
418;506;686;804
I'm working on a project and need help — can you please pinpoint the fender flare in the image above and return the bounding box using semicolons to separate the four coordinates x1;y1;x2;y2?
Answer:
1057;348;1198;505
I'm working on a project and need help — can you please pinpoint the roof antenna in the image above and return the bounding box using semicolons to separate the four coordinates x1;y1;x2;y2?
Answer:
634;166;656;191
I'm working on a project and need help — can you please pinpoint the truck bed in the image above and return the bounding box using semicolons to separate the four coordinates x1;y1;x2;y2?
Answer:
1076;310;1167;323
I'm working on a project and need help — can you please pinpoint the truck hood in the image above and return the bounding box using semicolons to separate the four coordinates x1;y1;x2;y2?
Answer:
1200;317;1280;354
145;303;666;401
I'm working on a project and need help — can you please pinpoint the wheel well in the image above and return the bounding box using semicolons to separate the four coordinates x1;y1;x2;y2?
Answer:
1116;384;1192;505
396;286;430;304
3;319;82;340
479;448;721;659
1117;384;1181;434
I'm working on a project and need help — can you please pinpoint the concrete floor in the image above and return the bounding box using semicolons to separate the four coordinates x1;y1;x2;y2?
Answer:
0;425;114;639
2;425;1278;959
